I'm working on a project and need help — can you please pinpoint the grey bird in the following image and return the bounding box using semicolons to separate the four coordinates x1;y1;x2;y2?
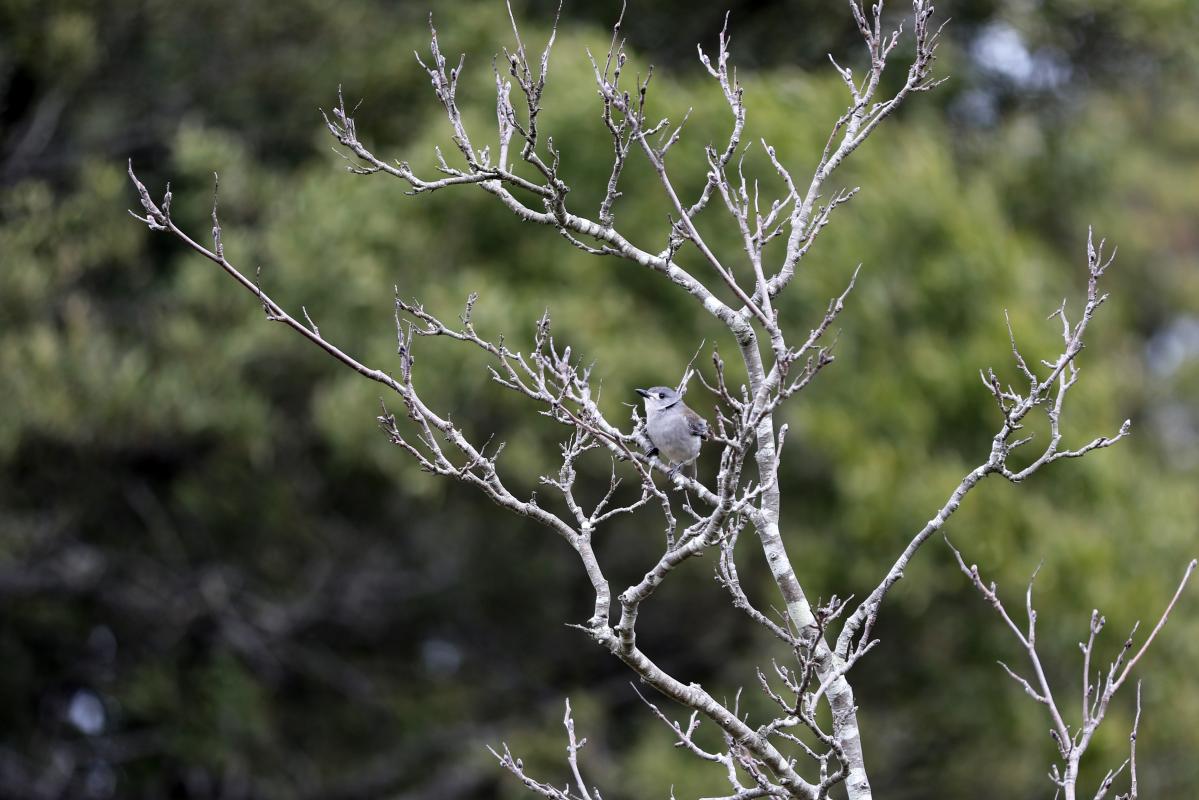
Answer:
636;386;709;476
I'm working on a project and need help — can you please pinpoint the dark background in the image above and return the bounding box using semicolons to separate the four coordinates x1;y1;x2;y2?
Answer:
2;1;1197;797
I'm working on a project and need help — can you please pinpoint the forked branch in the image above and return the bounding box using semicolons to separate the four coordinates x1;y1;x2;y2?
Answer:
947;542;1194;800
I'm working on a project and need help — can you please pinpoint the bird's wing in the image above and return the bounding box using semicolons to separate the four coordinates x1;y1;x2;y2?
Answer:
684;406;710;439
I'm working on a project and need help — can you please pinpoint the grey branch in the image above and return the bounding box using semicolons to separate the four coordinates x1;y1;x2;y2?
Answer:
947;541;1195;800
837;231;1129;663
488;699;600;800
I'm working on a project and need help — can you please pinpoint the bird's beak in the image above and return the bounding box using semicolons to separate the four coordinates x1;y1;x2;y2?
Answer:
635;388;651;398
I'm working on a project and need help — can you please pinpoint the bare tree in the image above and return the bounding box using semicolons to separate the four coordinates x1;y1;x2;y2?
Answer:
128;1;1194;797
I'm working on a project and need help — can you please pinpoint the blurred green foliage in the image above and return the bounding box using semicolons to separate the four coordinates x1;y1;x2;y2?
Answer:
2;1;1197;798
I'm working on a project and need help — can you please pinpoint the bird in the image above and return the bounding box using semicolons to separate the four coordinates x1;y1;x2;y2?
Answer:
636;386;709;477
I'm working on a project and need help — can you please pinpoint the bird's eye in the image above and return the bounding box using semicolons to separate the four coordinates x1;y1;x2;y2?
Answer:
658;392;666;399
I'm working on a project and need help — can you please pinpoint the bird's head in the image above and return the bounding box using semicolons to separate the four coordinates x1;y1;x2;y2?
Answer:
636;386;681;413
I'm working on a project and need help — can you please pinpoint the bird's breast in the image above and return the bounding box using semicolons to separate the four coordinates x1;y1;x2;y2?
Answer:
647;413;702;463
